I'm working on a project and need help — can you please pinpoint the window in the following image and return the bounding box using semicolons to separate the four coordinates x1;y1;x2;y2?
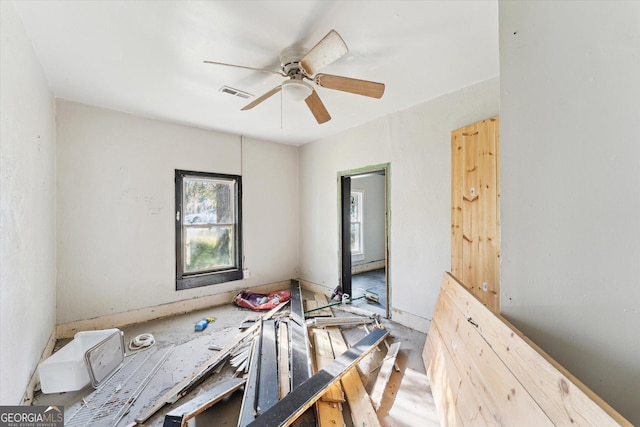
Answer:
350;190;363;256
175;170;242;290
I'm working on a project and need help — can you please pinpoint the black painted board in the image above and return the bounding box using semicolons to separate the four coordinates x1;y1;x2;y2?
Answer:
246;328;389;427
257;319;278;415
238;331;262;427
289;280;311;388
288;280;317;427
163;377;246;427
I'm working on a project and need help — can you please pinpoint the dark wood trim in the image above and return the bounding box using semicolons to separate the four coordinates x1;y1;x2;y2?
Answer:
340;176;352;297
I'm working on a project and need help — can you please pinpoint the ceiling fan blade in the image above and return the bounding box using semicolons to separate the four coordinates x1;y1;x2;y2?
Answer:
241;85;282;111
300;30;348;76
304;90;331;124
314;74;385;99
204;61;286;76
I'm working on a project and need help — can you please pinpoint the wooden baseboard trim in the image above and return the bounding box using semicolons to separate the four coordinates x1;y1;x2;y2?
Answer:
56;281;290;339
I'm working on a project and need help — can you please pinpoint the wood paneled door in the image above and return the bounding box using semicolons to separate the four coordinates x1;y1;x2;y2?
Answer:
451;116;500;312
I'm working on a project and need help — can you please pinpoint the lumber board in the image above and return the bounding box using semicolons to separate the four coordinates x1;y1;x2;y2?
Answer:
289;280;317;427
312;328;345;403
304;300;319;314
433;290;553;425
424;326;466;425
246;328;389;427
369;341;401;411
326;327;381;427
290;280;312;388
134;301;288;424
441;272;630;426
424;272;632;427
315;401;343;427
162;378;245;427
313;293;334;317
238;335;261;427
278;320;290;399
257;319;279;415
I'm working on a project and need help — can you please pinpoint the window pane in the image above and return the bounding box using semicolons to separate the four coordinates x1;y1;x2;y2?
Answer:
185;226;234;273
183;179;234;225
350;194;358;221
351;223;361;253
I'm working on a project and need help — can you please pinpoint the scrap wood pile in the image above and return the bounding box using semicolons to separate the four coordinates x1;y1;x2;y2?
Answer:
135;280;401;427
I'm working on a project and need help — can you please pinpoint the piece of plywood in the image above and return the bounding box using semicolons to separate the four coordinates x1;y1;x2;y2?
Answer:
424;273;632;427
369;342;401;411
162;378;245;427
246;328;388;427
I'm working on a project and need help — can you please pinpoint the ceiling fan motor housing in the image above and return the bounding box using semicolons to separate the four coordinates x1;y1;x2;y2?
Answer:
280;46;309;77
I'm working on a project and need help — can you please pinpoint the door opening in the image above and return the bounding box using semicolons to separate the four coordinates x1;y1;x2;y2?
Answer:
339;166;389;318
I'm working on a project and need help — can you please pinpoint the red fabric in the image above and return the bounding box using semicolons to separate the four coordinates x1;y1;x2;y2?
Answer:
232;290;291;311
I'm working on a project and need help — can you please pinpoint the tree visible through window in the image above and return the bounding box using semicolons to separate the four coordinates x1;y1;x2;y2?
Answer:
350;190;363;255
175;170;242;290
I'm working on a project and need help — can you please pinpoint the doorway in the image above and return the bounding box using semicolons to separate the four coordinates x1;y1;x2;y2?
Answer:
339;165;389;318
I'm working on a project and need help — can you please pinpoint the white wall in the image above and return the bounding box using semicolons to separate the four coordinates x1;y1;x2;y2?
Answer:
299;78;499;331
56;101;298;324
0;1;56;404
351;173;385;266
499;1;640;422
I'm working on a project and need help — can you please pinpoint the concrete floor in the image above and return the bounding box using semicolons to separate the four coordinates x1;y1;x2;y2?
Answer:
33;289;439;426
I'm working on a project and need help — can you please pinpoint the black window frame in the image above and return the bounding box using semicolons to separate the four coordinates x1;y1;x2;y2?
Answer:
175;169;243;290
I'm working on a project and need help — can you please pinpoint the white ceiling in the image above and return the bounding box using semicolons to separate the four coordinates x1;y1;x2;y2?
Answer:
14;1;498;146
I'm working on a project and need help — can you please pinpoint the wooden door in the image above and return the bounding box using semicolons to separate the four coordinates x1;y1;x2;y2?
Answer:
451;116;500;312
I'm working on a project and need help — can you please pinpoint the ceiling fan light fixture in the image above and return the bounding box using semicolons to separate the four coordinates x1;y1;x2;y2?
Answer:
282;80;313;101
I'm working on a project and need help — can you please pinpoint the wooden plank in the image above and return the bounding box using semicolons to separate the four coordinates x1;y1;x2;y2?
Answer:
326;327;381;427
246;328;388;427
238;335;261;427
134;301;289;424
257;319;279;415
162;378;245;427
290;280;312;388
451;128;464;279
369;341;401;411
434;289;553;426
451;117;500;312
315;401;343;427
313;293;334;317
289;279;317;427
312;328;345;403
423;325;467;426
439;272;631;426
304;300;319;314
278;320;290;399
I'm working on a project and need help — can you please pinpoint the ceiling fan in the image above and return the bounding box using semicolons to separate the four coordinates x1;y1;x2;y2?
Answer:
204;30;385;124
